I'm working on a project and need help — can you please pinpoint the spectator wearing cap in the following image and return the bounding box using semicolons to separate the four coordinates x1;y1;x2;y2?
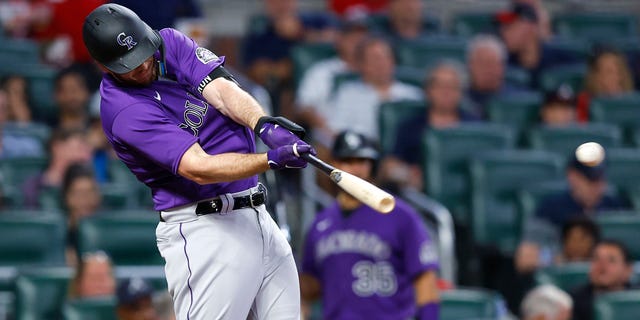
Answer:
540;83;577;127
116;278;158;320
570;240;636;320
515;143;630;274
295;13;369;148
495;2;579;89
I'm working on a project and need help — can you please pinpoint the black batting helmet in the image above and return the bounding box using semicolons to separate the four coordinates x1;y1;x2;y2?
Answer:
331;130;380;161
82;4;161;74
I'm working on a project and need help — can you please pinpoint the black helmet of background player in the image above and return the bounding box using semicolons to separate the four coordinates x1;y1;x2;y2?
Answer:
332;130;380;161
82;4;161;74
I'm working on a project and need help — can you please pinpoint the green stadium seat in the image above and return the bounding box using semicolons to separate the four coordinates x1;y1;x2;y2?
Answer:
535;263;590;292
77;213;163;266
62;297;116;320
0;39;40;63
594;215;640;260
504;67;531;88
291;43;337;86
377;100;426;154
590;94;640;144
395;66;425;89
633;127;640;147
527;124;623;159
470;150;564;253
606;148;640;193
0;212;65;266
367;13;440;35
517;181;571;229
544;37;591;62
14;267;73;320
594;290;640;320
554;13;638;42
394;36;467;69
0;156;47;187
440;288;504;320
423;124;516;223
486;91;543;142
538;63;587;93
451;12;495;37
107;160;151;209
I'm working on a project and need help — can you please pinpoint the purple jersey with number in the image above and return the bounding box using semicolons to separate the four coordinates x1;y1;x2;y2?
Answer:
99;28;257;211
302;199;439;320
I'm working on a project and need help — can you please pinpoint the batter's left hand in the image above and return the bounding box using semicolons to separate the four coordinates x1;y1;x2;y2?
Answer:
255;116;306;149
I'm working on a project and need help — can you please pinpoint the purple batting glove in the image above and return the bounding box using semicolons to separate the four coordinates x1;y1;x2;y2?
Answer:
267;142;317;170
258;122;302;149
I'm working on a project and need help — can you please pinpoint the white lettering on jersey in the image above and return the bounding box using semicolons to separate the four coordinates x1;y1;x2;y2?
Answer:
315;230;391;262
178;96;209;136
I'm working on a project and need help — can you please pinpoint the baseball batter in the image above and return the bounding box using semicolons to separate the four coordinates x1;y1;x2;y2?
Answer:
300;131;440;320
82;4;315;319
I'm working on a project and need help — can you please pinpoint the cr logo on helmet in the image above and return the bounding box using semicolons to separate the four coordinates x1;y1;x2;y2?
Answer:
117;32;137;50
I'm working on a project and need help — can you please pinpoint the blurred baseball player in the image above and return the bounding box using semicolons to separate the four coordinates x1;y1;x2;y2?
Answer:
300;130;440;319
82;4;315;319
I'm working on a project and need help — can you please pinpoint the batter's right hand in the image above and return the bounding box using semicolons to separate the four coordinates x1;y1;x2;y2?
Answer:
267;141;316;170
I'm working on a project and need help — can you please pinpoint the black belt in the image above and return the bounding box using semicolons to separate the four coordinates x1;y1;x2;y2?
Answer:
195;191;265;216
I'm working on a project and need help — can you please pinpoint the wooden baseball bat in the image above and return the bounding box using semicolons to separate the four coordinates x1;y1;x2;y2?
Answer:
301;153;396;214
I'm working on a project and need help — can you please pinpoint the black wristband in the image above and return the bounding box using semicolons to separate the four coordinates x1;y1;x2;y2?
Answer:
254;116;272;136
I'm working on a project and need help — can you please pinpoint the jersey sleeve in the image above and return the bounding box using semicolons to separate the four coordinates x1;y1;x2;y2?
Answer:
111;103;198;175
401;205;439;278
160;28;226;94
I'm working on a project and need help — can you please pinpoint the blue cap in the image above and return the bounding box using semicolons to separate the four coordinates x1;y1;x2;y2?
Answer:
117;278;154;306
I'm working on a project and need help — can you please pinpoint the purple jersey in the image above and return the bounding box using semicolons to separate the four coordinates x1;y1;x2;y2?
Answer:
302;199;439;320
99;28;257;210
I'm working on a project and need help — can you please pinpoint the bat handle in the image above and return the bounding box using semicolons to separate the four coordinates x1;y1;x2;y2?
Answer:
301;153;334;175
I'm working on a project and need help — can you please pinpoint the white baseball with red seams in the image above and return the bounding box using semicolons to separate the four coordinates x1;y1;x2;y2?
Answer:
575;142;605;166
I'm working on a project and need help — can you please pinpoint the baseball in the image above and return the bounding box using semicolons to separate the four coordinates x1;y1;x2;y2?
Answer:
575;142;605;166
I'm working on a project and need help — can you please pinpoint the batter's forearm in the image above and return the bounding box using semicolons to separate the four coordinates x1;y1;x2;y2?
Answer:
202;78;266;129
178;142;269;184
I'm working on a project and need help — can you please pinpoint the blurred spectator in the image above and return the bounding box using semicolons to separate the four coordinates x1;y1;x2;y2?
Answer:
570;240;636;320
556;218;600;265
540;84;577;127
329;36;422;140
295;14;369;147
110;0;202;30
466;34;524;118
32;0;105;67
22;128;93;208
62;163;102;267
495;2;578;88
87;117;115;184
1;75;32;124
516;143;630;274
380;61;478;191
300;130;440;320
116;278;158;320
242;0;335;116
328;0;388;17
521;284;572;320
53;66;91;130
0;0;49;38
0;87;44;158
514;0;552;40
374;0;435;41
576;47;635;122
68;250;116;300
